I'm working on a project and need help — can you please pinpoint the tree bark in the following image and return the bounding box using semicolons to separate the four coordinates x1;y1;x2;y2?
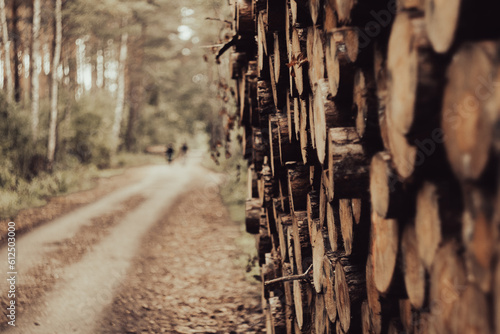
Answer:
31;0;41;141
112;31;128;152
0;0;13;102
47;0;62;169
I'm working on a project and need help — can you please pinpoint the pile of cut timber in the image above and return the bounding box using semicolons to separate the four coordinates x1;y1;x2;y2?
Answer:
229;0;500;333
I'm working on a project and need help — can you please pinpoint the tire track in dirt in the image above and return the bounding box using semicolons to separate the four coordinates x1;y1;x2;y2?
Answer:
0;195;146;330
97;186;265;334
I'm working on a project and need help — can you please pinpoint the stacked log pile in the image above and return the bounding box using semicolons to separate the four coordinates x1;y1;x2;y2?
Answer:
229;0;500;332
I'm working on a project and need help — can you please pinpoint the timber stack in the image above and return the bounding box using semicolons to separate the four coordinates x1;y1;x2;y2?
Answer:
228;0;500;332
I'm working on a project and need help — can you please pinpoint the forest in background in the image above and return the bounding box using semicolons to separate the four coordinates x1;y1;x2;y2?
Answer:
0;0;242;218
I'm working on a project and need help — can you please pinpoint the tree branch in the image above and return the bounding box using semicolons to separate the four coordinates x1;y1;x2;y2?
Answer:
264;264;313;287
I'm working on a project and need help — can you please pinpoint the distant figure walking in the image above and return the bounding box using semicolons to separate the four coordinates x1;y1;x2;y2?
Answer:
166;144;174;164
180;143;188;164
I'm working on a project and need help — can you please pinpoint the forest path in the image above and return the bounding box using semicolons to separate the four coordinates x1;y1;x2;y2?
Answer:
0;153;264;333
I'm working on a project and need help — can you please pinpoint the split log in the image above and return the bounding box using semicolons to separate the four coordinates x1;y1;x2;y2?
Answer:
371;211;398;294
351;198;362;225
314;293;328;334
369;151;406;219
401;223;426;308
424;0;500;53
429;240;466;334
441;42;497;181
246;198;262;234
327;127;369;199
313;78;353;164
335;256;365;333
323;255;337;323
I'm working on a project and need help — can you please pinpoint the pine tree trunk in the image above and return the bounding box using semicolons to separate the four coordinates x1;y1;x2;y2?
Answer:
112;31;128;152
47;0;62;169
0;0;13;102
31;0;41;141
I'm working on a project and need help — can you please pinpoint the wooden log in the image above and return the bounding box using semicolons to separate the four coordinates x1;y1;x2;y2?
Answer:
246;198;262;234
429;240;466;334
309;27;326;90
387;318;405;334
399;298;413;334
299;97;313;164
270;294;287;334
269;115;282;176
353;67;380;141
282;263;295;334
306;190;320;227
453;284;492;334
269;54;288;109
441;42;497;181
371;211;398;294
287;162;310;213
293;96;300;140
308;94;316;151
293;279;313;331
327;127;369;199
401;223;426;308
313;78;353;164
462;186;495;293
323;255;337;323
258;79;276;118
278;212;293;263
495;258;500;334
361;300;372;334
292;210;311;274
424;0;500;53
369;151;406;219
365;255;383;334
235;0;254;35
414;182;442;271
335;256;365;333
291;27;310;97
326;200;341;252
252;127;267;172
314;293;329;334
266;0;287;33
387;11;446;137
351;198;362;225
286;90;296;142
338;199;354;256
312;222;327;293
248;163;259;198
319;176;327;228
324;27;357;101
277;112;301;165
290;0;312;26
257;232;273;266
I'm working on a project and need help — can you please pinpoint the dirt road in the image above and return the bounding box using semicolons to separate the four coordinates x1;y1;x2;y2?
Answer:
0;153;264;333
